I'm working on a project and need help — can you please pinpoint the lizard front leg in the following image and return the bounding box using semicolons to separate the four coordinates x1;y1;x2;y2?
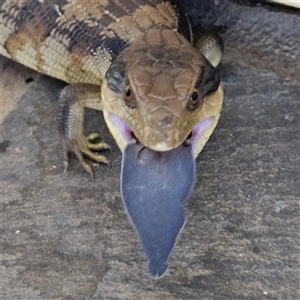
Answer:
58;84;110;177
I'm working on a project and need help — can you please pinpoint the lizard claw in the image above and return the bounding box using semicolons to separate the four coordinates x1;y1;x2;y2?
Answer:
62;133;110;177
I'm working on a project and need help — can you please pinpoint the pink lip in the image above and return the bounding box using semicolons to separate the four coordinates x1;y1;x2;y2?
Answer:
108;112;135;144
187;117;215;150
108;112;215;150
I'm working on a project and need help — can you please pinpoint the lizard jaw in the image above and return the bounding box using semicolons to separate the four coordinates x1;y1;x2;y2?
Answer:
102;81;222;279
103;110;216;278
104;111;216;155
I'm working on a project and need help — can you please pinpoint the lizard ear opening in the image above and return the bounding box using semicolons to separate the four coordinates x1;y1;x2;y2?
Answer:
195;66;221;100
201;68;220;97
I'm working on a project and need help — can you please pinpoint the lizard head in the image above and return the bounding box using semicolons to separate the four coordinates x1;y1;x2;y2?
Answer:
101;41;223;278
101;43;223;158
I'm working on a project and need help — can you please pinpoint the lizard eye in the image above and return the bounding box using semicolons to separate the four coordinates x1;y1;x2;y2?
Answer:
124;85;135;108
188;89;200;110
125;85;132;99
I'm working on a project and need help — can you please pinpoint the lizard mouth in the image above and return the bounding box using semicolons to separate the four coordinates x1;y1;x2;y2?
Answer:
103;111;215;278
105;112;215;154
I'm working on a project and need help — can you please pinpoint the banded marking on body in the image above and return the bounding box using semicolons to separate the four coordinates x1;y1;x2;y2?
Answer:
1;0;179;84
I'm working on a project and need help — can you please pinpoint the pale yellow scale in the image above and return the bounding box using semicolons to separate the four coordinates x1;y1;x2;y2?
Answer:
0;10;16;58
41;37;72;77
15;43;39;68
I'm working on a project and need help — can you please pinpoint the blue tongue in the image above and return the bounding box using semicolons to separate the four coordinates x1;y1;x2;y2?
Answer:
121;143;196;278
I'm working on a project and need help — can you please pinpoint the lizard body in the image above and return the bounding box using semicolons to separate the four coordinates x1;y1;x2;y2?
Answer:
0;0;223;277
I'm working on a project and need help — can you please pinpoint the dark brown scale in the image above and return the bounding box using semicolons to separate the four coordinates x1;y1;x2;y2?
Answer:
108;0;140;15
67;20;128;59
4;0;125;62
95;14;115;28
41;8;61;36
6;3;22;17
56;0;69;12
138;0;163;6
15;5;34;28
85;22;104;36
12;1;60;44
1;11;14;29
105;1;130;18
